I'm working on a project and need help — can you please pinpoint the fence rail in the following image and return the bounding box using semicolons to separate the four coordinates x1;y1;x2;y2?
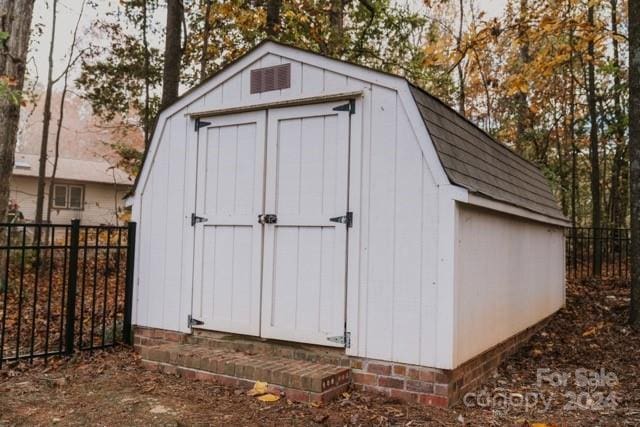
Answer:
0;220;136;368
566;227;630;280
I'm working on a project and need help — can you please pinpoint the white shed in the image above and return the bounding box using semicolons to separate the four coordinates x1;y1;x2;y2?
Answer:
131;41;568;403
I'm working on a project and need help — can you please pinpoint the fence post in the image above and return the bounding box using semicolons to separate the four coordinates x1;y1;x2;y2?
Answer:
123;221;136;345
64;219;81;355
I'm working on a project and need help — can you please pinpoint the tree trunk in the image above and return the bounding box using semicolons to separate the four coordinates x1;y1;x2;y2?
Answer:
515;0;530;154
629;0;640;329
142;0;150;148
456;0;465;115
265;0;281;37
587;3;602;276
34;0;57;224
0;0;35;222
606;0;628;228
555;120;568;216
200;0;212;83
328;0;347;55
568;11;578;229
161;0;182;108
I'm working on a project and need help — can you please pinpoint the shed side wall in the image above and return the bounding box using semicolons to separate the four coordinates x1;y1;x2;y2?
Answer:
453;203;565;367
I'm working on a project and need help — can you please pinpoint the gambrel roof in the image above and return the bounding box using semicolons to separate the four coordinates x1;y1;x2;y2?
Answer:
135;40;566;224
410;85;566;221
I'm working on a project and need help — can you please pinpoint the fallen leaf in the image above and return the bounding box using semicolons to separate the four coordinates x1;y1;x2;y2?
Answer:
257;393;280;402
247;381;268;397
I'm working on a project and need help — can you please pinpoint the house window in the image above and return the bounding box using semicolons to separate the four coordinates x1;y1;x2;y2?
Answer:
52;184;84;210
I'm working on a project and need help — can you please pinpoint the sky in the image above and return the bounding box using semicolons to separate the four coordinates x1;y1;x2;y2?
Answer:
28;0;508;89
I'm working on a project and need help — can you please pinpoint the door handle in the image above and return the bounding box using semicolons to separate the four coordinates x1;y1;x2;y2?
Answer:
258;214;278;224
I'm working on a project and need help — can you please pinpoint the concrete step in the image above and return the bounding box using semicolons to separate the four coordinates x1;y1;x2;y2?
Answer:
187;330;352;367
140;343;351;404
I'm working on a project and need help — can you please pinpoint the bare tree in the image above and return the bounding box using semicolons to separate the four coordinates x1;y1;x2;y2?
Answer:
630;0;640;329
161;0;183;108
46;0;87;223
34;0;58;224
0;0;35;222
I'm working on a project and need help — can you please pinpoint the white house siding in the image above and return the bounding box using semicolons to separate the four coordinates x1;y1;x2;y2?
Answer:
10;175;129;225
453;203;565;367
133;49;451;368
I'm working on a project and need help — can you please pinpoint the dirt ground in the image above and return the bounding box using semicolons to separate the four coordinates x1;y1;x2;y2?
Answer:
1;277;639;426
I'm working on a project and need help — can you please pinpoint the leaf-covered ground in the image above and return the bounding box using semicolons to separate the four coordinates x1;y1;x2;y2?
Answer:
0;277;638;426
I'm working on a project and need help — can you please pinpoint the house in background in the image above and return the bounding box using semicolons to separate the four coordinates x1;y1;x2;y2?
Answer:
10;153;132;225
10;90;142;225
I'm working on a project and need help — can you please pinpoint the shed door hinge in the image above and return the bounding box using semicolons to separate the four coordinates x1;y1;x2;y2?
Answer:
329;211;352;228
188;315;204;328
327;331;351;348
332;100;355;114
195;118;211;131
191;213;208;226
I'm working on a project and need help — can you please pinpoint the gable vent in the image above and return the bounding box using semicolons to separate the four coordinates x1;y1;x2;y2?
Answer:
250;63;291;94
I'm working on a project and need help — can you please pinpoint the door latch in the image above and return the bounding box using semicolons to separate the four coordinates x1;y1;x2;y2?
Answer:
258;214;278;224
191;213;208;226
329;212;353;228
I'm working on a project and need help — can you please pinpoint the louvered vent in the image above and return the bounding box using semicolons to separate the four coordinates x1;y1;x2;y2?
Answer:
250;64;291;94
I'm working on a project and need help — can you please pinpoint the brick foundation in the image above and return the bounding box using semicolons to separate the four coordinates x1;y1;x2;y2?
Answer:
134;315;551;408
133;325;189;348
349;315;552;407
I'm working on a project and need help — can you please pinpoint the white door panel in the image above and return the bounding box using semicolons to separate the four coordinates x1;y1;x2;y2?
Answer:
261;102;351;347
192;111;266;336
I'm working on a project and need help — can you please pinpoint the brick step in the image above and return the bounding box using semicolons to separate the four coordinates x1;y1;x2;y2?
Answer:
140;343;351;404
187;330;351;367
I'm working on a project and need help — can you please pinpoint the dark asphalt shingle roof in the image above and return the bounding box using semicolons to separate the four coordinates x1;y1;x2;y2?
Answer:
410;84;566;221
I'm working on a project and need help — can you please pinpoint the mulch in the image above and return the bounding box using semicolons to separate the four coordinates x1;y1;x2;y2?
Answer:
0;277;638;426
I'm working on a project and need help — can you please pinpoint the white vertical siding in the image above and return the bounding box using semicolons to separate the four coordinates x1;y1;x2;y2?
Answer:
354;85;441;366
453;204;565;367
136;114;195;332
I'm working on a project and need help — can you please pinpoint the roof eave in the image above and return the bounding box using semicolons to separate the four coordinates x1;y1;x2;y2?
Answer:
466;192;571;227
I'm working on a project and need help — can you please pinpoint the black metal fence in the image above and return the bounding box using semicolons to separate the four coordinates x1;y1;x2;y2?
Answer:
0;220;136;368
566;227;630;280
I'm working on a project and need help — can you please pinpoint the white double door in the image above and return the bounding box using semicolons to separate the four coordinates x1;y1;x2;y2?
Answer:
191;102;351;347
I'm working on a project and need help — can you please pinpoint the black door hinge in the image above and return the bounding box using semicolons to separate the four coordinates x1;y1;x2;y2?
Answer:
332;100;355;114
188;315;204;328
327;331;351;348
191;213;208;226
195;118;211;131
330;211;353;228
